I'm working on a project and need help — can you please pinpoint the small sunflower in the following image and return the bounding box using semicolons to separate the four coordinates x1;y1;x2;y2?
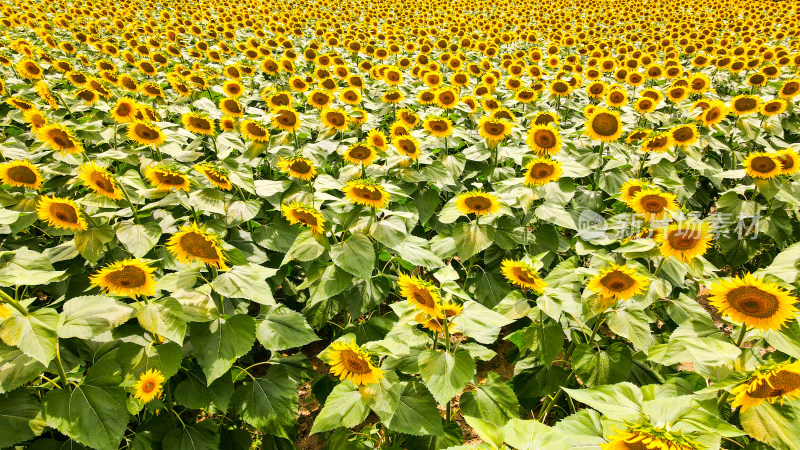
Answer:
339;87;362;105
366;129;388;151
393;135;421;160
658;221;713;263
416;301;463;334
708;273;797;331
327;339;385;386
397;273;443;318
343;142;378;166
477;116;512;143
423;115;454;138
278;156;317;181
37;196;87;231
731;360;800;412
762;99;788;117
526;124;562;156
144;166;191;192
166;222;228;270
730;95;761;116
271;107;301;132
110;97;139;123
281;202;326;235
194;164;232;190
342;179;390;209
697;100;727;127
775;149;800;175
0;160;43;190
90;259;156;297
321;108;349;131
37;124;84;155
744;152;782;179
501;259;547;292
455;191;501;217
133;369;165;403
240;119;270;142
128;121;165;147
629;188;679;222
619;179;646;204
602;422;703;450
219;97;243;117
587;264;649;301
585;108;623;142
669;123;698;148
524;157;562;186
16;58;43;80
78;162;123;200
22;108;47;130
640;133;672;153
182;113;215;135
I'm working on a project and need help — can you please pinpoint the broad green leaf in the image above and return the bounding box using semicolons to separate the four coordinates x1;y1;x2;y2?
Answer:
310;382;370;433
563;382;644;421
0;391;45;448
606;305;653;352
58;295;135;340
405;421;464;450
190;314;255;384
459;372;520;426
162;422;220;450
363;371;403;420
452;300;512;344
174;369;233;411
256;306;319;351
330;232;375;280
453;222;495;260
212;264;276;305
383;381;443;436
230;367;298;435
760;241;800;284
572;342;633;387
508;322;563;366
0;308;59;365
75;225;115;264
42;383;129;450
115;342;183;380
391;236;444;269
136;297;186;344
740;401;800;450
0;342;46;393
764;320;800;358
115;222;161;258
282;229;326;264
464;416;504;449
418;349;475;406
502;418;570;449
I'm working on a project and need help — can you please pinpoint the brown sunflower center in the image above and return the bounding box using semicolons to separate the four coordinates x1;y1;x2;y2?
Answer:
188;117;212;131
639;194;668;213
352;186;384;201
600;271;635;292
292;209;319;227
511;266;537;284
553;81;569;93
626;185;643;198
143;380;156;392
428;120;448;132
384;91;401;101
340;349;372;374
647;136;670;149
777;154;794;171
7;166;37;184
134;124;160;141
667;230;701;250
734;97;757;111
106;265;147;288
153;170;186;186
782;82;799;96
629;131;648;140
420;92;435;102
438;92;455;105
410;287;436;309
726;286;779;318
312;93;330;105
591;112;620;136
326;112;346;126
48;129;76;149
271;93;290;106
223;100;241;114
638;99;653;110
483;122;506;136
672;126;695;143
117;103;133;116
227;84;241;95
50;203;79;224
25;62;40;75
90;171;116;194
246;122;267;137
289;160;312;174
530;162;555;179
77;90;95;102
179;232;221;260
751;156;777;174
518;90;535;100
534;129;556;148
397;139;417;155
749;74;765;85
705;108;721;122
464;196;492;212
276;110;297;126
609;91;625;103
748;371;800;398
589;84;604;95
348;145;371;160
764;102;782;113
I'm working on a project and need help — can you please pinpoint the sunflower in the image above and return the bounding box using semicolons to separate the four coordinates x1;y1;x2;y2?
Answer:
339;87;362;105
271;107;301;132
327;339;385;386
731;360;800;412
37;196;87;231
587;264;649;301
349;108;369;126
708;273;797;331
381;89;404;104
90;259;156;297
585;108;623;142
730;95;761;116
640;133;672;153
110;97;139;123
343;142;377;166
278;156;317;181
219;97;243;117
128;121;165;147
167;222;228;270
240;119;270;142
35;82;58;109
629;188;679;222
532;111;559;126
744;152;782;179
423;115;454;138
78;162;123;200
342;179;390;209
321;108;349;131
477;116;512;143
397;273;443;318
669;123;698;148
775;149;800;175
658;221;713;263
0;160;42;190
222;80;245;98
16;58;42;80
133;369;165;403
619;179;646;204
288;75;309;92
220;116;236;132
762;99;787;117
181;113;215;135
455;191;500;217
22;108;47;130
366;129;388;151
526;124;562;156
524;157;562;186
308;90;333;109
7;97;34;111
602;423;703;450
501;259;547;292
265;91;293;110
416;301;463;334
281;202;326;235
144;166;191;192
697;100;727;127
37;124;84;155
194;164;232;190
634;97;657;114
434;87;459;109
778;79;800;100
606;89;628;108
626;129;650;143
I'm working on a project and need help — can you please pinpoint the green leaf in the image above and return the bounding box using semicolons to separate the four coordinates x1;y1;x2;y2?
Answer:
464;416;504;449
346;277;390;317
115;222;161;258
42;383;129;450
572;342;633;387
451;300;512;344
363;371;403;420
212;264;276;305
405;421;464;450
256;306;319;351
391;237;444;269
190;314;255;384
606;305;653;352
383;381;443;436
136;298;186;344
502;418;570;449
75;224;115;264
0;391;45;448
282;229;325;264
459;372;520;426
311;382;370;434
418;349;475;406
0;308;59;365
162;422;220;450
58;295;135;339
0;342;46;393
174;369;233;411
764;320;800;359
740;401;800;450
563;382;644;421
761;241;800;284
330;233;375;280
230;367;298;436
453;222;495;260
115;342;183;380
509;322;563;366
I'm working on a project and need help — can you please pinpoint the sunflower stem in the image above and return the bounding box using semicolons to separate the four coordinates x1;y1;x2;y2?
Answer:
653;258;666;276
120;186;140;225
0;289;28;316
165;380;176;426
735;324;747;347
54;344;70;391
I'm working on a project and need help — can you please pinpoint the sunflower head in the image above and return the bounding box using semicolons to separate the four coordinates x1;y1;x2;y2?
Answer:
182;113;215;135
281;202;326;235
343;142;378;166
601;420;704;450
90;259;156;297
0;160;43;190
526;123;562;156
393;135;421;161
731;360;800;412
744;152;782;179
775;149;800;175
271;107;301;132
658;221;713;263
78;162;123;199
194;164;232;190
166;222;228;270
585;108;623;142
423;115;454;138
128;121;165;147
762;99;787;117
618;179;646;204
327;339;385;386
366;129;388;151
133;369;165;403
144;166;191;192
501;259;547;292
524;157;562;186
240;119;270;142
731;95;761;116
397;273;443;318
586;263;649;301
342;179;390;209
455;191;501;217
628;188;679;222
36;196;87;231
477;116;512;143
709;273;798;331
321;108;349;131
111;97;139;123
278;156;317;181
669;123;698;148
38;124;84;155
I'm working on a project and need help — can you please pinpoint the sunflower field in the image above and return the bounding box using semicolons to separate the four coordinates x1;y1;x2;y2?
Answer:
2;0;800;448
